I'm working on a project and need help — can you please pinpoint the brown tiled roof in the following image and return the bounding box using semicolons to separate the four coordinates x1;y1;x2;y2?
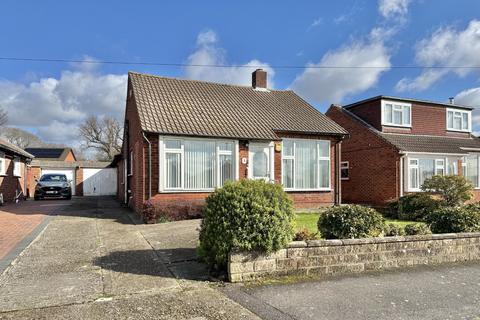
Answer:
0;138;34;159
129;72;347;140
30;160;112;169
335;105;480;154
379;133;480;154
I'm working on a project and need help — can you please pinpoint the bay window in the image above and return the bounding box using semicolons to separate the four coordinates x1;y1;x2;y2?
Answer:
282;139;330;190
160;137;237;191
408;157;441;191
382;100;411;127
463;154;479;188
447;108;471;132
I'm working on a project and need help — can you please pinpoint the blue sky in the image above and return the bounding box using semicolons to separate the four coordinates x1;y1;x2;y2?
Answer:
1;0;480;146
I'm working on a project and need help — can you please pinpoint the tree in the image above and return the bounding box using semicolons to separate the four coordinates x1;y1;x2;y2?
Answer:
0;127;44;149
79;116;123;161
0;106;7;126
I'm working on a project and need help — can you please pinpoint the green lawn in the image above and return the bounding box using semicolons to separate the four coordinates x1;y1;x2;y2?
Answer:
294;212;419;234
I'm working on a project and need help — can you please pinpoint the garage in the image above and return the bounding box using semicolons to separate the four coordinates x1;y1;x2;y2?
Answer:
41;168;76;196
83;168;117;196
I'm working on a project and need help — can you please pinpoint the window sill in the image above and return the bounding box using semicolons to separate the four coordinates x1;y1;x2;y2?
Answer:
284;188;332;192
341;178;350;181
159;189;215;193
382;124;412;129
446;129;471;133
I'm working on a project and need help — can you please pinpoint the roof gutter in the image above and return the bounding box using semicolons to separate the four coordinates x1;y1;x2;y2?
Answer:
142;132;152;200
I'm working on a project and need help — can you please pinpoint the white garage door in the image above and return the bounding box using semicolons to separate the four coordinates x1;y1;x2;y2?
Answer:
83;168;117;196
41;169;76;196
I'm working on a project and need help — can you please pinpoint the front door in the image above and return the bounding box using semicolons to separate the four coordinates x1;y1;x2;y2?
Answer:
249;143;273;181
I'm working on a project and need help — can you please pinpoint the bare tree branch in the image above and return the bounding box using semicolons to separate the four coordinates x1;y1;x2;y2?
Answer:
0;127;43;149
79;116;123;161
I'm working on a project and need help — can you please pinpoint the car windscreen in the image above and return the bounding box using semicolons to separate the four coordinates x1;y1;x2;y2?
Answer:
40;174;67;182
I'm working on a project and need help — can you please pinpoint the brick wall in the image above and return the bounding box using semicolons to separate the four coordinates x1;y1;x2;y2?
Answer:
327;106;400;206
75;168;84;196
347;100;382;130
228;233;480;282
27;166;41;198
64;151;76;162
0;156;27;203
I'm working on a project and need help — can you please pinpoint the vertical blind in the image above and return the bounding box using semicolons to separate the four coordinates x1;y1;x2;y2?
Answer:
282;139;330;190
163;138;235;190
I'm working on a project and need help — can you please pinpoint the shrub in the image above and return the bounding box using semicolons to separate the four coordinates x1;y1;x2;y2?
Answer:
384;223;405;236
421;175;473;206
294;228;319;241
426;206;480;233
198;180;294;270
404;223;432;236
392;193;441;221
317;205;385;239
141;200;157;224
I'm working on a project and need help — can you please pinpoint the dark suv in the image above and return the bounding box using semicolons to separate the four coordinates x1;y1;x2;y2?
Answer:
34;174;72;200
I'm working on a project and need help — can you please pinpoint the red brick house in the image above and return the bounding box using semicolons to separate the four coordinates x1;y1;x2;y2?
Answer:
118;70;348;214
0;138;34;204
326;96;480;206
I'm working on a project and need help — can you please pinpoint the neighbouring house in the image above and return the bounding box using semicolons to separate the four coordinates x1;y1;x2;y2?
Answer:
0;138;34;203
119;70;348;215
326;96;480;206
26;147;117;197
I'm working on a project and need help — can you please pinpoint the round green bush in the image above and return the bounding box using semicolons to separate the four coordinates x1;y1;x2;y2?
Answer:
384;223;405;237
317;205;385;239
426;206;480;233
404;223;431;235
198;180;294;270
392;193;440;221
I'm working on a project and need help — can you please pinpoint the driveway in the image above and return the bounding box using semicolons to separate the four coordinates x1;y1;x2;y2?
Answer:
224;262;480;320
0;197;258;320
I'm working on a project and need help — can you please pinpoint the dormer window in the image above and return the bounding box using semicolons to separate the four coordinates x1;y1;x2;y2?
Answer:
381;100;411;128
447;108;471;132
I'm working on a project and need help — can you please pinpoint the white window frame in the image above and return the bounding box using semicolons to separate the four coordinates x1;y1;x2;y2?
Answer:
158;136;239;192
446;108;471;133
340;161;349;180
381;100;412;128
462;154;480;189
247;142;275;182
281;138;331;191
0;152;5;176
406;155;463;192
13;157;22;177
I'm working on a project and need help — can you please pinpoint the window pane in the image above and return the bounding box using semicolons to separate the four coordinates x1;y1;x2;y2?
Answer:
419;159;435;187
219;154;234;186
384;104;393;123
403;106;411;125
184;141;215;189
283;140;294;157
410;167;418;189
166;153;181;188
462;113;469;130
295;140;317;189
466;155;479;188
251;147;269;178
218;142;233;152
454;113;462;130
318;141;330;158
447;159;458;175
165;140;181;149
393;109;402;125
447;111;454;129
319;160;329;188
282;159;294;188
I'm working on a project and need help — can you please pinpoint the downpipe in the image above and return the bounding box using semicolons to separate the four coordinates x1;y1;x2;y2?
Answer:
142;132;152;199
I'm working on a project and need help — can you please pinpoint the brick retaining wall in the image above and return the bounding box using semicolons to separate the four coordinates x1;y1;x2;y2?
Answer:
228;233;480;282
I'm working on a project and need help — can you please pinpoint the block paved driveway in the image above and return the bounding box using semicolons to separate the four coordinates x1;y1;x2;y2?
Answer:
0;200;68;264
0;197;259;320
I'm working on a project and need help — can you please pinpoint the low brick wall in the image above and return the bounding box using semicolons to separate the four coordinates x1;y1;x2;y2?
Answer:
228;233;480;282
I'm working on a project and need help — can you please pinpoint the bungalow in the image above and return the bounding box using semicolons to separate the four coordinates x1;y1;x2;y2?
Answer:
326;96;480;206
118;70;348;214
0;138;34;203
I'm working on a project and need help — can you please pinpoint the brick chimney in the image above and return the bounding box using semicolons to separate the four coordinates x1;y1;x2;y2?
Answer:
252;69;267;89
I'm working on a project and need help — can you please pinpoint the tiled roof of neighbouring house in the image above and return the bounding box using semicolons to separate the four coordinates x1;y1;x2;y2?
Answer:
129;72;348;140
378;133;480;154
30;160;112;169
24;147;74;161
334;105;480;154
0;138;34;159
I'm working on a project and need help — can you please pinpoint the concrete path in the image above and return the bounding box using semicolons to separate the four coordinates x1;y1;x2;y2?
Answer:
0;197;259;320
224;262;480;320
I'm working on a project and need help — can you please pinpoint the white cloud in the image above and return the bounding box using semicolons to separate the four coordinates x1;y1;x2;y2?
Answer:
0;67;127;146
396;20;480;92
184;30;275;87
290;39;391;104
378;0;411;19
455;87;480;128
308;18;323;30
